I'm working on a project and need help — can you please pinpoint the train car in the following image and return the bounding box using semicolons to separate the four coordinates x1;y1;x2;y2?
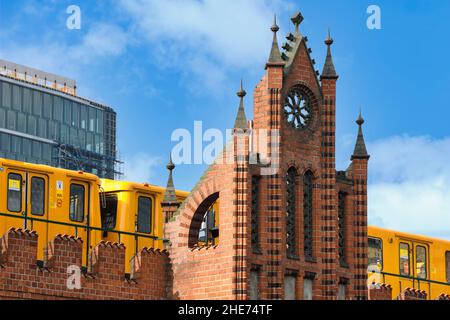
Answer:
0;158;102;268
368;225;450;299
99;179;189;273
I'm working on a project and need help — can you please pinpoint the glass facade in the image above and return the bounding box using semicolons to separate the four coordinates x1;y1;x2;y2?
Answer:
0;77;117;178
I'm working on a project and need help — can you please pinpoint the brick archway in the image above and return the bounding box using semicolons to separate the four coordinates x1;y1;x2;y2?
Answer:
187;192;219;247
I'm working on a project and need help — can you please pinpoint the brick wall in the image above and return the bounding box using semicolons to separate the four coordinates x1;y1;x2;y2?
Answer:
0;228;169;300
368;283;392;300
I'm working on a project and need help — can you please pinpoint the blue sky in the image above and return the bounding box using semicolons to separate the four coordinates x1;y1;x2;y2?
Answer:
1;0;449;239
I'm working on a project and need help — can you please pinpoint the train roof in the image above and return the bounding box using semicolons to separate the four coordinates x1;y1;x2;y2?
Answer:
0;158;100;183
100;179;190;198
369;225;450;245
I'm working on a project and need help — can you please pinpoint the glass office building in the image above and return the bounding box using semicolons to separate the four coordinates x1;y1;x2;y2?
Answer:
0;59;118;178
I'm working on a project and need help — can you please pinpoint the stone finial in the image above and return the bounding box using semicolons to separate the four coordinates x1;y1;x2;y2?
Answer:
291;11;303;34
321;29;339;80
163;155;177;203
234;79;248;130
266;14;284;66
351;111;370;160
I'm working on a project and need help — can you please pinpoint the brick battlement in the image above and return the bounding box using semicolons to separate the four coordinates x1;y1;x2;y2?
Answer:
435;293;450;300
396;288;427;300
368;283;392;300
0;228;170;300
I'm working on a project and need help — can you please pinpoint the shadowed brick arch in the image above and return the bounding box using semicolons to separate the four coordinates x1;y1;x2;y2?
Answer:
176;177;221;248
187;192;219;247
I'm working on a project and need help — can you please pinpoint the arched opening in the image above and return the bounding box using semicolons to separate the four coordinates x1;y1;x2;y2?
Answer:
188;192;220;247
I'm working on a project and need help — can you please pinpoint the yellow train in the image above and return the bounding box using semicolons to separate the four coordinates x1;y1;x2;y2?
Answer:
0;158;188;273
1;157;449;298
368;226;450;299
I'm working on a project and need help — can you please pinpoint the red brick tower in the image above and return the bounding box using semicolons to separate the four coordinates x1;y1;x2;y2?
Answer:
164;11;369;300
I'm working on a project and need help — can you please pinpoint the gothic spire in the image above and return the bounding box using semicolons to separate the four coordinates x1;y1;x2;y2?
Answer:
233;79;248;130
321;29;339;80
163;155;178;203
267;14;284;66
351;111;370;160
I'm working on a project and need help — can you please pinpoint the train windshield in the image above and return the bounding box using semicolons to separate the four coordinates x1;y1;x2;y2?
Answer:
368;237;383;272
100;194;118;231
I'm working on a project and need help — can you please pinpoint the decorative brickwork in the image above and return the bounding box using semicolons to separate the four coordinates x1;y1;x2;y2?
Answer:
368;283;392;300
163;11;369;300
0;228;169;300
396;288;427;300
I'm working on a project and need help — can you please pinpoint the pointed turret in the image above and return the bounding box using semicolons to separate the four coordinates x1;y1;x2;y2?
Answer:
321;29;339;80
163;155;178;203
266;14;285;68
233;80;248;130
351;112;370;160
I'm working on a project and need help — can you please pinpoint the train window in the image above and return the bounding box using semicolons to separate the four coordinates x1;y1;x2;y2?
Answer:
416;246;427;279
30;177;45;216
137;196;152;234
69;184;85;222
100;194;117;230
399;242;410;276
368;237;383;271
7;173;22;212
446;252;450;283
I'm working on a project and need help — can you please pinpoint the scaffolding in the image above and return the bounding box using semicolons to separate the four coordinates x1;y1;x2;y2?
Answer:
53;142;123;179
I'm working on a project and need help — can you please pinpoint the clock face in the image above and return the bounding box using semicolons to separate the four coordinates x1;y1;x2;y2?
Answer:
284;87;312;129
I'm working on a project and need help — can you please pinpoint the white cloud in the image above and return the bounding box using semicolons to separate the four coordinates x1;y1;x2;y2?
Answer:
122;153;161;183
118;0;292;93
367;135;450;240
0;23;129;78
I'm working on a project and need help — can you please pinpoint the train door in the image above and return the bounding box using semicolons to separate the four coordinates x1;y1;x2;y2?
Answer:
27;173;48;262
135;193;155;255
68;180;90;266
3;170;26;233
413;243;429;293
398;240;414;292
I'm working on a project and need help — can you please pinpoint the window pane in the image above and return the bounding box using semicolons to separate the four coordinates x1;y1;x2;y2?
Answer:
72;103;80;127
2;82;11;108
286;168;297;257
0;108;5;127
7;173;22;212
38;118;47;138
63;99;72;125
97;109;103;134
12;85;21;110
53;96;63;121
100;194;117;230
399;243;410;276
368;237;383;271
80;105;87;129
7;110;16;130
303;171;313;259
88;107;96;132
33;90;43;116
23;88;32;113
416;246;427;279
284;275;296;300
338;284;346;300
137;196;152;233
0;133;11;151
70;184;85;222
31;177;45;216
27;115;37;135
303;279;313;300
249;270;260;300
42;93;51;118
17;113;26;133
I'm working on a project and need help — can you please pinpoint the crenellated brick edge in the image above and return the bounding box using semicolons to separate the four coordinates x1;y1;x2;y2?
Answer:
0;228;170;300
